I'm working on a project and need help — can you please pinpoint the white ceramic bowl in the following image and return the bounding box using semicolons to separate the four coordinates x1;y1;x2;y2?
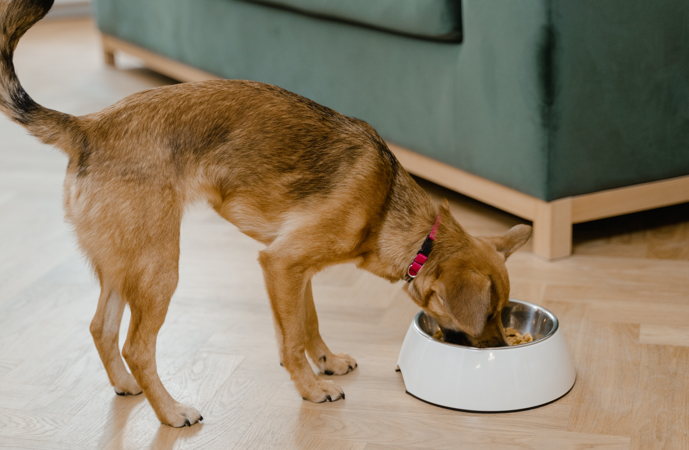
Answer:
397;299;576;412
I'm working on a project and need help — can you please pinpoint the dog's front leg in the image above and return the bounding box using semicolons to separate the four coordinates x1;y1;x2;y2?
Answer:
303;280;357;376
259;250;344;402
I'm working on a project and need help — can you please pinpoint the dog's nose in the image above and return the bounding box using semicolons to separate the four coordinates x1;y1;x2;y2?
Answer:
439;328;472;346
441;327;510;348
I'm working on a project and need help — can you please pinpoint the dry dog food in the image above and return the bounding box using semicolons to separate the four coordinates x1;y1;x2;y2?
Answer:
433;328;533;346
504;327;533;346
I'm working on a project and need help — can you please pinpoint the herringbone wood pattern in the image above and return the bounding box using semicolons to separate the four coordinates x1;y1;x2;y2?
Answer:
1;18;689;450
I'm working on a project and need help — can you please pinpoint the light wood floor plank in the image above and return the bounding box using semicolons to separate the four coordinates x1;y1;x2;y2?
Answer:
0;360;23;380
566;322;640;436
0;407;70;441
0;385;44;410
0;436;96;450
301;437;367;450
269;381;572;430
543;284;689;307
230;405;321;450
630;345;689;450
308;410;631;450
376;289;423;329
639;325;689;347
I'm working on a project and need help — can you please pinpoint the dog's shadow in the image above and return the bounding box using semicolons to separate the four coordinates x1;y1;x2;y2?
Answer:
147;419;204;450
95;394;203;450
95;394;146;449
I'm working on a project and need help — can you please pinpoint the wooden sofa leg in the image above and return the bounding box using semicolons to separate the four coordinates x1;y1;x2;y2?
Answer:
102;36;115;66
104;49;115;66
533;198;573;260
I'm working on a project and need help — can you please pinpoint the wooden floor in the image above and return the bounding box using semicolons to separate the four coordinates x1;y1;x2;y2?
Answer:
1;18;689;450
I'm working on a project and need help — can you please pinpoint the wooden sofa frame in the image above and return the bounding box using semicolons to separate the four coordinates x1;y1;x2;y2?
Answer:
102;33;689;260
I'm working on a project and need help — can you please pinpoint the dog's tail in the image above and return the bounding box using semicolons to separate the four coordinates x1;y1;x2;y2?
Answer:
0;0;83;158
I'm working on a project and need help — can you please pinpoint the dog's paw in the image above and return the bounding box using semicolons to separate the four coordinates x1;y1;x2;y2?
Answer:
159;403;204;428
113;375;143;396
318;353;357;376
300;379;345;403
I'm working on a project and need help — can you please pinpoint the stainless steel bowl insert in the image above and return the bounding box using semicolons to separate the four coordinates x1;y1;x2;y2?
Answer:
415;299;559;349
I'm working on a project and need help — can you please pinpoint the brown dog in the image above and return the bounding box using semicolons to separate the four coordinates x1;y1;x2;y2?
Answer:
0;0;531;427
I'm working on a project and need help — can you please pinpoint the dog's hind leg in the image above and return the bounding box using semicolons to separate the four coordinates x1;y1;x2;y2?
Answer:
90;271;141;396
259;249;345;403
273;315;285;367
303;280;357;376
120;240;203;427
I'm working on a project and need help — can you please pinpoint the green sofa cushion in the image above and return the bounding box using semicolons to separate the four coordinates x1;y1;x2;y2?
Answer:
241;0;463;42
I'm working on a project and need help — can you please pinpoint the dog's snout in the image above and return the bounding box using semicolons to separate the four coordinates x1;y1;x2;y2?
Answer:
439;328;472;346
440;313;510;348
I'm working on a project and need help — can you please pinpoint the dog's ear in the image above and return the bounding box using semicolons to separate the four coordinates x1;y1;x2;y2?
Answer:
485;224;532;259
432;267;491;337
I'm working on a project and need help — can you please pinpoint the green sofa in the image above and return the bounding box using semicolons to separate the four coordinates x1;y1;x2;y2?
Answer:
93;0;689;259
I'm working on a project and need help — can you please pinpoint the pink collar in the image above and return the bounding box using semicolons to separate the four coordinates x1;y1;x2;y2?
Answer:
405;215;440;282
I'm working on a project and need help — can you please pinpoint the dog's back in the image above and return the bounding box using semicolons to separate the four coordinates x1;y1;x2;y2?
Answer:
58;79;397;256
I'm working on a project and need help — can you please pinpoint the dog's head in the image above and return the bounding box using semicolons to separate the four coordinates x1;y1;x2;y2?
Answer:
405;207;531;348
